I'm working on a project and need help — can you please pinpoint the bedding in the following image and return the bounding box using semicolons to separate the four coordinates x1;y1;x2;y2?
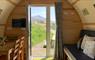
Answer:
79;30;95;59
81;35;95;49
77;30;95;50
65;45;93;60
83;40;95;59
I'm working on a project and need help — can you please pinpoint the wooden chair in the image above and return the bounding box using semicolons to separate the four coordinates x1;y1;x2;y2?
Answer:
13;39;20;60
19;37;25;60
13;55;18;60
8;48;14;60
16;39;20;44
21;36;25;41
8;43;19;60
9;37;25;60
8;38;23;60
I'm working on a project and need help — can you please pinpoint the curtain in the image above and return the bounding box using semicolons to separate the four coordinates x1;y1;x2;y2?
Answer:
54;2;64;60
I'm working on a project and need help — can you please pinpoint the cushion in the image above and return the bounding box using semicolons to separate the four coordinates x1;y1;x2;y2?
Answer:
77;38;83;50
81;35;95;49
80;30;95;38
83;40;95;59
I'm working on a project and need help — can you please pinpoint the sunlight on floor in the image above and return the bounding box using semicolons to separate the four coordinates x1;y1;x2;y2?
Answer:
32;57;53;60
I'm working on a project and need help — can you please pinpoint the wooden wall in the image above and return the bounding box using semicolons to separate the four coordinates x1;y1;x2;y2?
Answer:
29;0;56;4
5;0;26;37
0;0;15;37
62;0;82;44
5;0;57;38
5;0;27;59
6;0;82;44
73;0;95;30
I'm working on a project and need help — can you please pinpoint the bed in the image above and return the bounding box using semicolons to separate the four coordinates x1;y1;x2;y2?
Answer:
64;30;95;60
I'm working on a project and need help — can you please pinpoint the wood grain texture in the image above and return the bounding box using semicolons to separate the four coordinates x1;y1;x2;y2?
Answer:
63;0;74;9
6;0;17;6
63;8;74;10
29;0;56;4
72;0;79;5
62;0;82;44
83;23;95;25
0;9;2;14
0;24;6;26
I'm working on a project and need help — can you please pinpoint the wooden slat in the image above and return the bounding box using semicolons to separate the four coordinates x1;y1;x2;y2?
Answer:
0;24;6;26
0;9;2;14
63;8;74;10
6;0;17;6
83;23;95;25
72;0;79;5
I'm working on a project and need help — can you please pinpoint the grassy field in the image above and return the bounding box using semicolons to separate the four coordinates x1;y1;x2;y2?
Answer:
31;23;46;46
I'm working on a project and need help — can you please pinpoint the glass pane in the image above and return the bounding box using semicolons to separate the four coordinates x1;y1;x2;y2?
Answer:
50;6;56;57
31;6;46;58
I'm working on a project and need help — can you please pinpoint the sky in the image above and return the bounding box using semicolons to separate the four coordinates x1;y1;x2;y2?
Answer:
31;6;56;22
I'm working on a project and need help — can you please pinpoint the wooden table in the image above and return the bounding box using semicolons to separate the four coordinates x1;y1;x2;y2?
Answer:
0;41;15;60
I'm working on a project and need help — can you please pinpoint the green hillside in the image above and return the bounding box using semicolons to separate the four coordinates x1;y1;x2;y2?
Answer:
31;23;46;46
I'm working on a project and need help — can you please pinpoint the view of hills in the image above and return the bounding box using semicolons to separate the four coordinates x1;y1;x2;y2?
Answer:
31;15;55;23
31;15;56;46
31;15;46;23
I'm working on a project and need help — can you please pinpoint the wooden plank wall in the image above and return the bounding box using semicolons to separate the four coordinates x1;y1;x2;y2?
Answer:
62;0;82;44
29;0;56;4
72;0;95;30
6;0;83;45
5;1;27;59
5;0;26;37
5;0;57;37
0;0;15;37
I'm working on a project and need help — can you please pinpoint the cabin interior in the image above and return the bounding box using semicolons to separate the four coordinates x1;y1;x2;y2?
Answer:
0;0;95;60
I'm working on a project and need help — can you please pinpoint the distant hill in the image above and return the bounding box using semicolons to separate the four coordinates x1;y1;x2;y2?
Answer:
31;15;46;23
31;15;56;24
31;15;56;30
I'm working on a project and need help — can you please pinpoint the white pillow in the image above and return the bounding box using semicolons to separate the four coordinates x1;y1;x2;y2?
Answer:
81;35;95;49
77;38;82;49
83;40;95;59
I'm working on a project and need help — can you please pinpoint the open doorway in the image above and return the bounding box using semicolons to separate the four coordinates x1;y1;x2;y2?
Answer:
28;5;56;60
31;6;46;58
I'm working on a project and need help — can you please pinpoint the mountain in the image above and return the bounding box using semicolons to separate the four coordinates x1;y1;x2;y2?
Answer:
31;15;56;23
31;15;46;23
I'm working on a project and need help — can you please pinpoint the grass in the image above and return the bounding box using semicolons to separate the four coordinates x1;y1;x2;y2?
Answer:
31;23;46;46
31;22;56;46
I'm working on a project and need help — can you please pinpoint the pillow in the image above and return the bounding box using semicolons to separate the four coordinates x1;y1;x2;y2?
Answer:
77;38;83;50
81;35;95;49
83;40;95;59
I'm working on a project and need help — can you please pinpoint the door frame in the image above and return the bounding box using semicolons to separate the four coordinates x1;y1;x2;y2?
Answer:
28;4;55;58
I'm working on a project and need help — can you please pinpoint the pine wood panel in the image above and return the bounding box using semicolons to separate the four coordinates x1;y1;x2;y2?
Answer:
63;0;73;9
6;0;17;6
29;0;56;4
62;0;82;44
